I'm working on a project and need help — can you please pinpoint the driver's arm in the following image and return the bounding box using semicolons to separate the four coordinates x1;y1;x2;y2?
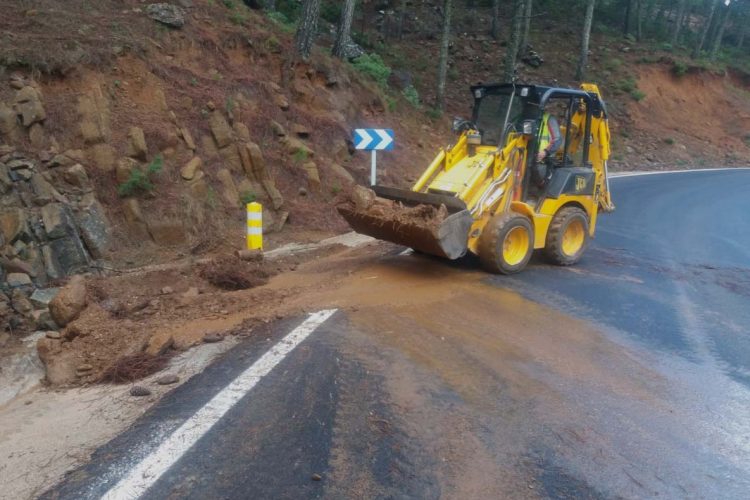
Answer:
546;115;562;156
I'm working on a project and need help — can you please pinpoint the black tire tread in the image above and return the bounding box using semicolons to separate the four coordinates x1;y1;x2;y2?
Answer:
478;212;534;274
544;206;589;266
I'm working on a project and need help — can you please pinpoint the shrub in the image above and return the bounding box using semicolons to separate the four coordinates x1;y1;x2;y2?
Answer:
117;155;163;197
617;77;637;93
320;1;341;24
672;61;688;77
664;137;675;145
351;53;391;88
292;149;308;163
240;190;256;206
403;85;420;107
426;108;443;120
229;12;247;25
630;89;646;101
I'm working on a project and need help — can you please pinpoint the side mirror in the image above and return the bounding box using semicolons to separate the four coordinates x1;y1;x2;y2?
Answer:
521;119;535;136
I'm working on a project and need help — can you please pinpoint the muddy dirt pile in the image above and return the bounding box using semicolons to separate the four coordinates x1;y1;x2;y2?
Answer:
337;186;449;236
34;252;287;387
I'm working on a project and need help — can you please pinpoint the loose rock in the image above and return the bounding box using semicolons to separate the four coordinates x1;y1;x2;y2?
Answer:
156;374;180;385
145;3;185;28
48;275;87;327
130;385;152;397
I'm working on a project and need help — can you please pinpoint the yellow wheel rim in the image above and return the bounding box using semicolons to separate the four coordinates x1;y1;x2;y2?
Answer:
561;219;585;257
502;226;530;266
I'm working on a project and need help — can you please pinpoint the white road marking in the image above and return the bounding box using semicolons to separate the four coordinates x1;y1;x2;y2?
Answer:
610;167;750;178
100;309;338;500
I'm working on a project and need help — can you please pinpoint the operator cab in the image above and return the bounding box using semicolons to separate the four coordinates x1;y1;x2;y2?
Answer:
464;83;604;204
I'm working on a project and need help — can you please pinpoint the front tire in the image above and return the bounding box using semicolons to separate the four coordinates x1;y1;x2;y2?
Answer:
479;212;534;274
544;206;590;266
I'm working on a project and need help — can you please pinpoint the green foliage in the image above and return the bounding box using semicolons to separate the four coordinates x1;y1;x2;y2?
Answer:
402;85;420;107
229;11;247;25
265;35;282;52
604;58;622;71
664;137;675;145
222;0;235;8
351;53;391;88
190;77;198;86
616;77;637;93
320;1;341;24
386;96;398;112
672;61;688;77
117;155;163;197
331;184;342;195
225;96;235;115
660;42;673;52
292;149;308;163
630;89;646;101
240;190;256;205
426;108;443;120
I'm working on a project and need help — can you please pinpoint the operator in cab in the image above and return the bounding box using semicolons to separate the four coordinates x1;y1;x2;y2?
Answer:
534;111;562;186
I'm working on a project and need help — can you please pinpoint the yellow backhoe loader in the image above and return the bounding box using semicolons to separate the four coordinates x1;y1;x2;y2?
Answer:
338;82;615;274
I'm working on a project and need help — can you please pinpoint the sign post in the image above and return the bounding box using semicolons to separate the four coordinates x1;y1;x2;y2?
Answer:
353;128;394;186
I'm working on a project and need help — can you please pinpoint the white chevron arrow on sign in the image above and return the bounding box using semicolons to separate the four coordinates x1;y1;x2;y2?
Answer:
373;129;393;150
354;129;374;150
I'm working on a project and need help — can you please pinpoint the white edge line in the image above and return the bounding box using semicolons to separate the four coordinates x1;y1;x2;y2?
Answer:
100;309;338;500
610;167;750;178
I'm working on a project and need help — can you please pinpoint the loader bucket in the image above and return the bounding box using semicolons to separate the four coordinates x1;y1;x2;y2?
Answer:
337;186;474;260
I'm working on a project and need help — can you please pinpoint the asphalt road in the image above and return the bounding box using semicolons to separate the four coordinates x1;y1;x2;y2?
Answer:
46;169;750;499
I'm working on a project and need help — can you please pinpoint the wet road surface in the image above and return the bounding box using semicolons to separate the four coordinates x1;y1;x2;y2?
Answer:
46;169;750;499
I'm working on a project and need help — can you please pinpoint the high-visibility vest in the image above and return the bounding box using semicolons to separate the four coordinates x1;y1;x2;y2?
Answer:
538;113;551;153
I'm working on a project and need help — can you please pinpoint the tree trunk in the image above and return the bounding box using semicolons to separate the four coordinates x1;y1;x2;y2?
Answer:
294;0;321;60
491;0;500;39
623;0;631;37
739;14;747;49
332;0;356;59
692;0;718;58
396;0;406;40
671;0;686;45
635;0;643;41
576;0;596;81
519;0;533;55
709;3;731;60
503;0;525;82
436;0;453;111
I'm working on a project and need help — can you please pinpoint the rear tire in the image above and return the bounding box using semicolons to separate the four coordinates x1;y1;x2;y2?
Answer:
478;212;534;274
544;206;590;266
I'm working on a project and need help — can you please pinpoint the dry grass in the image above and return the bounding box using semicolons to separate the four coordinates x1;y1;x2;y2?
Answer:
198;255;272;291
98;351;173;384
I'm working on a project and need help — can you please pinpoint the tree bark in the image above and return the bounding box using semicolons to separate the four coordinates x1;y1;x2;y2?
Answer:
295;0;321;61
692;0;719;58
519;0;533;55
623;0;631;37
436;0;453;111
332;0;356;59
576;0;596;81
503;0;525;82
709;3;731;60
491;0;501;39
635;0;643;41
671;0;686;45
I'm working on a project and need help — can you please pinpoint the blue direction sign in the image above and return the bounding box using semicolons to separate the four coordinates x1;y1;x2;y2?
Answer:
354;128;394;151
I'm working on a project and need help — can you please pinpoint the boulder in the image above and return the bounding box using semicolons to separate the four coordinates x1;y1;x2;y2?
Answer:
233;122;251;142
284;137;314;158
351;185;376;210
13;86;46;127
147;219;186;246
219;143;243;173
328;163;355;185
126;127;148;160
116;157;139;184
0;257;36;277
7;272;32;287
0;103;22;143
208;110;234;148
270;120;286;137
11;289;32;315
179;127;196;150
48;275;87;327
180;156;202;180
30;288;59;309
0;209;29;243
28;123;46;148
216;168;239;206
61;164;90;189
272;93;290;111
88;143;116;171
41;203;74;239
302;162;321;192
77;88;110;145
291;123;311;138
48;235;89;275
32;309;57;331
76;195;111;259
146;3;186;28
41;246;62;280
29;173;62;205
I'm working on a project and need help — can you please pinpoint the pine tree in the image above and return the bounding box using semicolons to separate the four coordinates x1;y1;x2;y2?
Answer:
437;0;453;111
576;0;596;81
295;0;321;60
332;0;357;59
504;0;525;82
